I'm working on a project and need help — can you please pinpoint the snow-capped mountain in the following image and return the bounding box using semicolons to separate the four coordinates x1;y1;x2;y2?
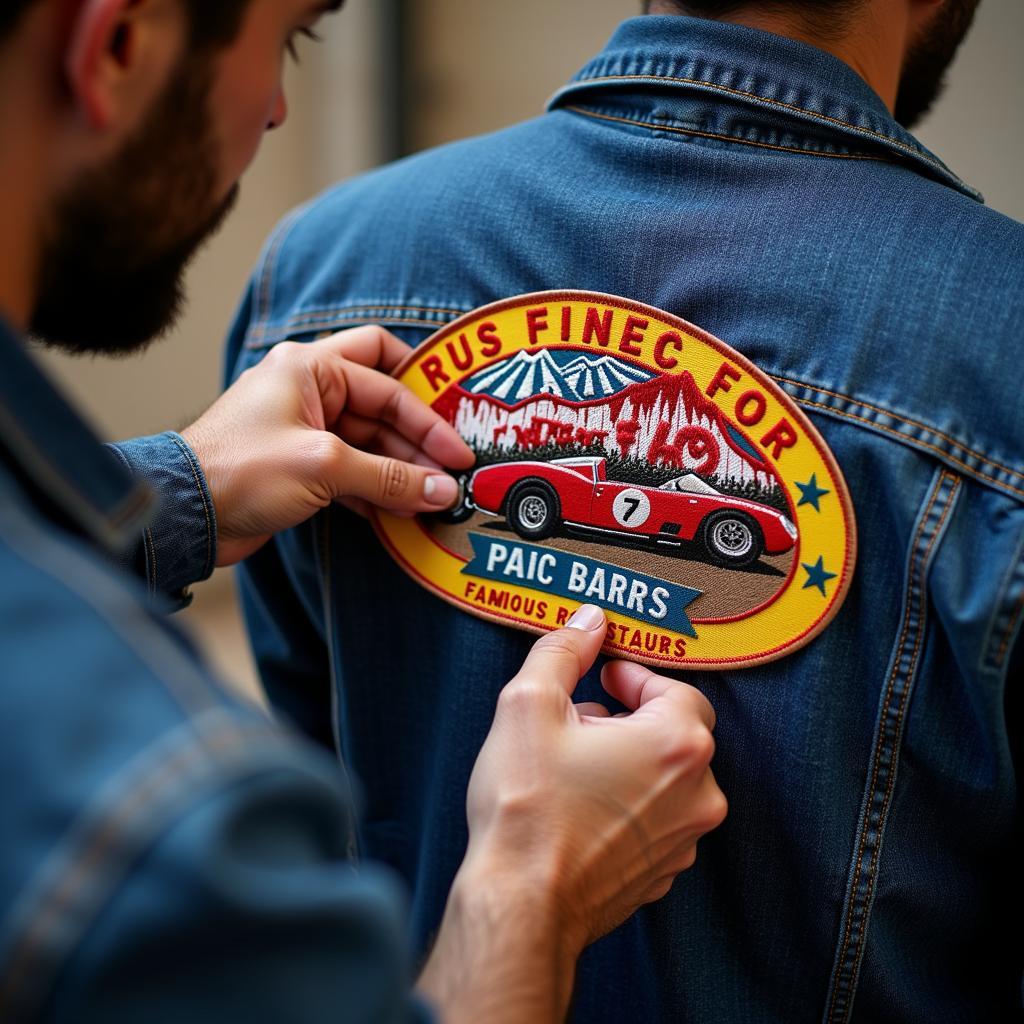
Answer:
560;355;653;398
463;350;654;405
465;350;578;403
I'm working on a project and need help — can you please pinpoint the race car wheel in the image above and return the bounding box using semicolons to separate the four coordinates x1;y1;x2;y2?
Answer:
702;510;763;568
432;475;474;524
507;481;561;540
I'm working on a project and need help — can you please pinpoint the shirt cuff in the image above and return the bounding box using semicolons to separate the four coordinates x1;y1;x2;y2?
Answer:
107;432;217;609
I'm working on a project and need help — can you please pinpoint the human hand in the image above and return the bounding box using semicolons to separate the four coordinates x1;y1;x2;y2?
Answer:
418;607;726;1023
466;604;727;944
180;326;474;566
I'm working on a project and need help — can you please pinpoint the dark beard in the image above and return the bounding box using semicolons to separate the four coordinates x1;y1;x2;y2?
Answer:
31;54;237;357
895;0;980;129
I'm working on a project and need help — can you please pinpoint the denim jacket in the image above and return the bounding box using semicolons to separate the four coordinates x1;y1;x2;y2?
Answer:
0;323;428;1021
226;16;1024;1023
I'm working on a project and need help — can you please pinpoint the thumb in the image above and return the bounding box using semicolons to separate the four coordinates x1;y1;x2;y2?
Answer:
509;605;607;697
331;442;461;513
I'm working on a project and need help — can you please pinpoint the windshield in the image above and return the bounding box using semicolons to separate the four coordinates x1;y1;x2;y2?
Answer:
659;474;721;496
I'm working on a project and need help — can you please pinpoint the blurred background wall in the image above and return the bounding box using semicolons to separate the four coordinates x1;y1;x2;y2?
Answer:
34;0;1023;697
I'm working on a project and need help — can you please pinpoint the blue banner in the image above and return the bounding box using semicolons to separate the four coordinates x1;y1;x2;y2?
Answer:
462;533;701;638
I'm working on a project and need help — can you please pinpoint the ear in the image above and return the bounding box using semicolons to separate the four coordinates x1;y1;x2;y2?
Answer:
65;0;183;131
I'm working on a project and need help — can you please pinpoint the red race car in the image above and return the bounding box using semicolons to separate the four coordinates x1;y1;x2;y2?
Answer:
449;457;797;568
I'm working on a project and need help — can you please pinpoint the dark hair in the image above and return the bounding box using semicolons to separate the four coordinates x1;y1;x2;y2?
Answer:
1;1;252;47
644;0;865;35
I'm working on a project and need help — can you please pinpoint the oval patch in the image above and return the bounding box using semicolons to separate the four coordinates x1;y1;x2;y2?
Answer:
372;291;856;669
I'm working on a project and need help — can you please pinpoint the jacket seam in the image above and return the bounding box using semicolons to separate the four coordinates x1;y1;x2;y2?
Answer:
245;304;464;345
824;468;961;1023
982;538;1024;673
144;527;157;599
256;209;306;328
556;73;967;189
564;104;882;161
313;511;359;862
780;387;1024;501
774;374;1024;483
283;303;467;323
996;590;1024;667
0;713;307;1022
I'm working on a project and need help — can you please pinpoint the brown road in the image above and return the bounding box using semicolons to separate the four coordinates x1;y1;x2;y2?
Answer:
426;512;793;620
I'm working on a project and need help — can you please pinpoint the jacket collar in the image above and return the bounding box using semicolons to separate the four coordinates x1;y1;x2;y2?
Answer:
0;319;154;553
549;15;981;202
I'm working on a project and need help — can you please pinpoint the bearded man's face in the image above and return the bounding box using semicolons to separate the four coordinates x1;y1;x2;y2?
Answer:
895;0;981;129
31;51;237;357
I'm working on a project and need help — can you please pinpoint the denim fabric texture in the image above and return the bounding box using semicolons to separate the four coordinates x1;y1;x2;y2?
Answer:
226;16;1024;1023
0;322;430;1021
108;432;218;609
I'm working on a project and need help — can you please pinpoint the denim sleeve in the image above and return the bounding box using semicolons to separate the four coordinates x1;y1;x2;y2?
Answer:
107;432;217;611
42;759;434;1024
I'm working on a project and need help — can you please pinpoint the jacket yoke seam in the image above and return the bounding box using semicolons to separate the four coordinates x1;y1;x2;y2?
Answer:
781;389;1024;501
774;374;1024;483
565;105;882;160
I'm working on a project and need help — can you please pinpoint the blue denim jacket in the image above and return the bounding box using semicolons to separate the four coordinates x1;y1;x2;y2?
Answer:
226;15;1024;1023
0;323;429;1021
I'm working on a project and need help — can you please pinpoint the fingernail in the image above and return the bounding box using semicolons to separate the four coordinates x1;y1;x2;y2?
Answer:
566;604;605;631
424;474;459;506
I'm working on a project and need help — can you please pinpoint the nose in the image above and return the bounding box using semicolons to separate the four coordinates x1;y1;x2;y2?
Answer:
267;87;288;131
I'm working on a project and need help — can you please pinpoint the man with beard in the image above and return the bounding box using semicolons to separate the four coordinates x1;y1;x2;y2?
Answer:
0;1;731;1021
227;0;1024;1020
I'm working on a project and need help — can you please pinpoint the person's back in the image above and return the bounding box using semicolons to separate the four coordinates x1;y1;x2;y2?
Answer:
227;10;1024;1020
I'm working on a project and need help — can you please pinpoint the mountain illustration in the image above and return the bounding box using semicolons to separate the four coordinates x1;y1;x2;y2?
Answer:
463;349;654;405
434;364;775;491
560;355;653;398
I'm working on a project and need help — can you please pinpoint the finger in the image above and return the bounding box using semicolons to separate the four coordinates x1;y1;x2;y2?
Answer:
309;325;413;374
335;443;461;512
373;429;445;470
510;606;607;697
339;412;445;470
600;660;716;731
332;361;474;469
574;701;611;719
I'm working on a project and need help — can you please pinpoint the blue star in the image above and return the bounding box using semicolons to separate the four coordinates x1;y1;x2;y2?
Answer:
802;556;838;596
796;473;830;512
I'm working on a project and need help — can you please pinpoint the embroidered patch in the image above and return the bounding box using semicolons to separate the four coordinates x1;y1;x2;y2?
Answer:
372;292;856;669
